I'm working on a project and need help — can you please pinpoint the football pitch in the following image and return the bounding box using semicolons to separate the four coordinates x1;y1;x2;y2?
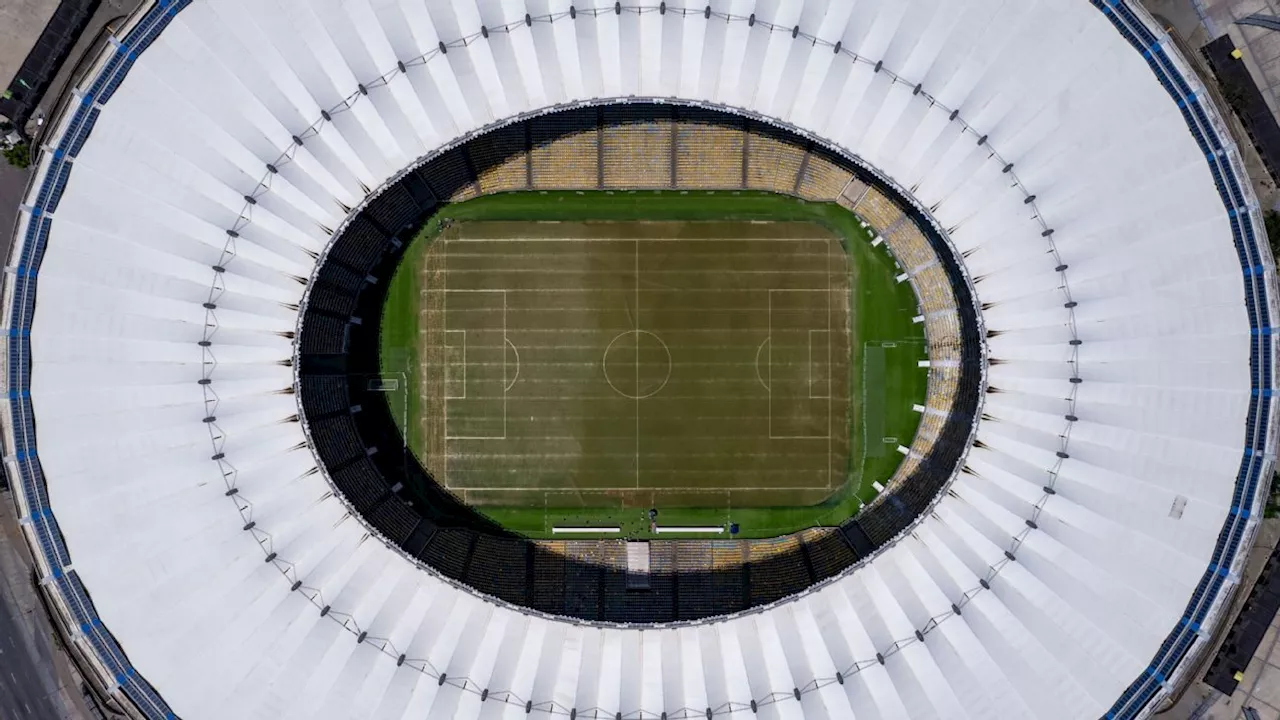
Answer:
380;191;926;538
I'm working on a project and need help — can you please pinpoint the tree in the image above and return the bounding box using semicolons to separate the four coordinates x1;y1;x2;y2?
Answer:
2;142;30;169
1265;210;1280;264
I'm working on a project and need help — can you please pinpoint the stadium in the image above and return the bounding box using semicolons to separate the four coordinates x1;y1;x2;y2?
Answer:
1;0;1276;718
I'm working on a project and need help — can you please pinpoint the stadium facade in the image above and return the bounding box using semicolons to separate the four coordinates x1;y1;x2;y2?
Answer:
2;0;1276;718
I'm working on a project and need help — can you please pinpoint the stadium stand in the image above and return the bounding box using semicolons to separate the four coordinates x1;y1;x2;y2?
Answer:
327;216;388;274
367;497;421;544
747;536;809;605
330;457;387;513
315;261;367;295
745;124;807;194
466;536;529;603
298;314;348;354
531;111;599;188
305;285;357;318
308;415;365;468
365;185;422;234
853;187;906;233
417;148;478;202
466;124;530;194
532;541;567;609
601;107;673;188
299;376;350;416
799;528;859;581
797;148;855;201
674;109;746;188
421;529;474;579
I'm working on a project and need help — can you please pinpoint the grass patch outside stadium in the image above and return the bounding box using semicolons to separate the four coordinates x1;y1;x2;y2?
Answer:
380;190;926;539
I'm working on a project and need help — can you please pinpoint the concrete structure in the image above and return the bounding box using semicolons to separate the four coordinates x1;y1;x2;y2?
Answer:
3;1;1278;719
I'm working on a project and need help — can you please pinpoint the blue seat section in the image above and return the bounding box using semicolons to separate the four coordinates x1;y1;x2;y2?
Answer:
1092;2;1276;718
5;1;192;717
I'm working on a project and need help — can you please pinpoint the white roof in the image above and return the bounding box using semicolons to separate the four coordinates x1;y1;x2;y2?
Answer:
4;0;1276;719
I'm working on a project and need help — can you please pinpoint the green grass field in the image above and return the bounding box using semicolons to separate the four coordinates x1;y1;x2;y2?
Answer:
380;190;926;538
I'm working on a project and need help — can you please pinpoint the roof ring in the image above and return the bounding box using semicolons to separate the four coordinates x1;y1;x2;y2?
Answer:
703;6;710;19
525;13;532;26
397;60;406;73
320;109;331;122
480;26;489;39
792;26;799;38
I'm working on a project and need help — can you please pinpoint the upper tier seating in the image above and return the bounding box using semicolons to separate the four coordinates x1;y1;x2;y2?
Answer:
602;107;672;188
745;126;806;194
797;150;854;201
853;187;904;233
675;109;745;188
468;124;529;194
531;111;599;189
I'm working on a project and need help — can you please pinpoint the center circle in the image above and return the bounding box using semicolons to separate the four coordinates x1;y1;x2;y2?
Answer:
603;330;672;399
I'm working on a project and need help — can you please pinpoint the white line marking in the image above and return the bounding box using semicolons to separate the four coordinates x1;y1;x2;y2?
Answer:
603;330;672;400
443;330;467;399
505;338;521;391
754;337;771;392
